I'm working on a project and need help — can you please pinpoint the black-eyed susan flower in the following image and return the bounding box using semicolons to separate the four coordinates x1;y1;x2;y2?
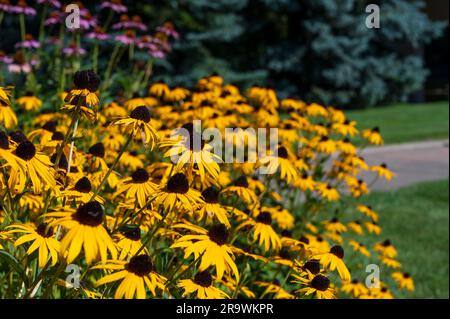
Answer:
362;127;383;145
312;245;351;282
348;240;370;257
371;163;395;181
347;221;364;235
16;93;42;112
151;172;202;212
316;182;340;202
392;272;414;291
258;146;298;183
9;140;56;194
323;218;347;233
113;105;159;149
221;175;258;205
7;223;60;268
357;204;379;222
340;279;368;298
237;211;281;252
198;187;230;227
178;270;229;299
114;168;157;208
295;273;335;299
0;98;18;129
94;254;166;299
114;226;147;260
63;176;104;204
171;223;240;281
65;69;101;108
46;201;117;264
364;221;382;235
374;239;397;258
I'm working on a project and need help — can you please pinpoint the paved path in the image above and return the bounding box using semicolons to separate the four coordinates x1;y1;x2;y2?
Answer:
360;139;449;191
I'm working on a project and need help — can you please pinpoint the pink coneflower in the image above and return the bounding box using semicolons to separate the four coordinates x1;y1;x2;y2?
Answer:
10;0;36;15
156;21;179;39
0;0;14;13
7;51;36;74
37;0;61;8
62;43;87;57
136;35;155;50
67;12;97;31
44;10;62;25
0;51;13;64
115;29;136;46
100;0;127;13
86;26;110;41
46;36;62;45
15;34;40;49
149;48;166;59
113;14;147;32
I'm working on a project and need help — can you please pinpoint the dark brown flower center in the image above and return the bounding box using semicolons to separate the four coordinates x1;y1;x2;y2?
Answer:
193;271;212;287
42;121;57;132
233;175;249;188
130;106;151;123
330;245;344;259
10;131;27;144
277;146;288;159
36;223;53;238
122;226;141;241
201;187;219;204
75;177;92;193
15;140;36;160
166;173;189;194
382;239;392;247
208;223;228;245
126;254;154;277
279;248;291;260
256;212;272;225
311;274;330;291
0;132;9;150
73;69;101;92
88;142;105;158
51;131;65;141
74;201;104;226
299;236;310;244
132;168;150;183
303;259;321;275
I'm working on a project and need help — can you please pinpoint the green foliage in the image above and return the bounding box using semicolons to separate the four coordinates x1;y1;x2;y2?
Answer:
136;0;445;108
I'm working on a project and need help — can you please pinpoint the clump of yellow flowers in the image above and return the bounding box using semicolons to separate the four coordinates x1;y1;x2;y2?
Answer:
0;71;412;299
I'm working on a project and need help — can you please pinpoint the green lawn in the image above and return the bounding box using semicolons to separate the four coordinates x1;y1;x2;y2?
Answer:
347;101;449;144
349;180;449;299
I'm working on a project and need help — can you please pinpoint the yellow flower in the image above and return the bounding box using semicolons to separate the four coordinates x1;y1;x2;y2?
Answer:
16;94;43;111
94;255;166;299
312;245;351;282
7;223;60;268
113;105;159;149
237;211;282;252
46;201;117;264
178;271;229;299
171;223;240;281
392;272;414;291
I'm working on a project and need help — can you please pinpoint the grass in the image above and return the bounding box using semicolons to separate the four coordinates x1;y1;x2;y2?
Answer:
348;180;449;299
347;101;449;144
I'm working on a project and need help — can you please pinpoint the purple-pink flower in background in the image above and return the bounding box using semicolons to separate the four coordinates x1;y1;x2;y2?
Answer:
0;51;13;64
115;29;136;46
0;0;14;13
7;51;38;74
37;0;61;9
10;0;36;15
15;34;40;49
113;14;147;32
62;43;87;57
86;26;110;41
100;0;127;13
156;21;179;39
44;10;63;26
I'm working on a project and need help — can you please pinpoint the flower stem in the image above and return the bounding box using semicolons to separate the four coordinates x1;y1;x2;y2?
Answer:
19;14;26;42
90;134;133;201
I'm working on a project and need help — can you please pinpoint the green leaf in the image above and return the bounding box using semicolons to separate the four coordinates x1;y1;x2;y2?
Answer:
0;251;30;287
